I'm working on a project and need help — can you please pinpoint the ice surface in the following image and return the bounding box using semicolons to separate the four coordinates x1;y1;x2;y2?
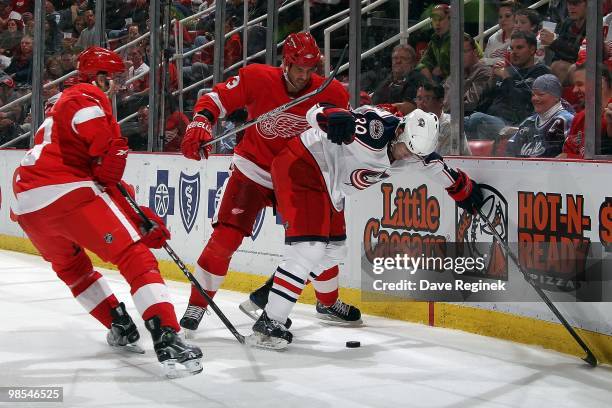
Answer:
1;249;611;408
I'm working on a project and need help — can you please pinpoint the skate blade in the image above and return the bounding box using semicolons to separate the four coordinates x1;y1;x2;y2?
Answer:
238;299;261;322
110;342;146;354
162;359;203;379
316;314;364;327
245;333;289;351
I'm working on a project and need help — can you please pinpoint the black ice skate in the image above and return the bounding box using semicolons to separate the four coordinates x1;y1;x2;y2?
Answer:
239;277;292;328
106;302;144;354
145;316;203;378
316;299;362;326
246;311;293;351
179;304;207;338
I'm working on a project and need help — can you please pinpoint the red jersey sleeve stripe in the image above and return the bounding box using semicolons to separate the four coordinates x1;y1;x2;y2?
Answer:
71;105;105;133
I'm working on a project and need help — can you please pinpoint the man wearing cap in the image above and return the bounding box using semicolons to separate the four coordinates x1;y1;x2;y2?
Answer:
506;74;574;157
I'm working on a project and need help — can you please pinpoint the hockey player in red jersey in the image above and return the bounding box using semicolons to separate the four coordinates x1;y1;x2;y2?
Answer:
179;31;362;334
11;47;202;377
246;105;484;349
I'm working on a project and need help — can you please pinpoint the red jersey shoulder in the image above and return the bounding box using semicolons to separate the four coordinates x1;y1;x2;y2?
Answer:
311;76;349;108
237;64;283;88
51;83;112;117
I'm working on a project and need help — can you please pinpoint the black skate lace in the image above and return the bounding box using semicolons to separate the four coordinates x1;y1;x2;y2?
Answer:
184;305;206;320
331;300;350;316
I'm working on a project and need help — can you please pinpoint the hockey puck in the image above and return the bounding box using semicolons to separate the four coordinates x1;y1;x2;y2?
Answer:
345;341;361;348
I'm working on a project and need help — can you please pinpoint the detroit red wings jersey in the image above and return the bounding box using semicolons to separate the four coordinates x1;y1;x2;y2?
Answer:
300;105;456;211
193;64;349;189
12;83;122;215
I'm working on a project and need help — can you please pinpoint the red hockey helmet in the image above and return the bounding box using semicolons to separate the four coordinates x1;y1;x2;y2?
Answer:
77;46;126;76
282;32;321;68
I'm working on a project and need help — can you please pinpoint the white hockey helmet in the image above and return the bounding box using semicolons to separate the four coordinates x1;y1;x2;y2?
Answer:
395;109;439;156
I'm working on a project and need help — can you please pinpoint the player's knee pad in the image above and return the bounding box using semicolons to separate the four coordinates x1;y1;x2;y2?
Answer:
51;247;94;285
309;241;347;278
203;223;245;260
281;241;328;278
115;242;159;285
323;241;347;270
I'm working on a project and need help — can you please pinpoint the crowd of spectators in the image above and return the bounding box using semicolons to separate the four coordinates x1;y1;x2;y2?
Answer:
0;0;611;158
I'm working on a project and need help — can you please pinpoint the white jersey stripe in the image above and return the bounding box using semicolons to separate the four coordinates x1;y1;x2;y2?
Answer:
98;192;141;242
232;154;274;189
71;105;105;133
12;181;101;215
208;92;227;119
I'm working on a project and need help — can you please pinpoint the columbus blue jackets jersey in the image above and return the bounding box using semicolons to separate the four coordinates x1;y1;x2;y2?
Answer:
301;104;456;211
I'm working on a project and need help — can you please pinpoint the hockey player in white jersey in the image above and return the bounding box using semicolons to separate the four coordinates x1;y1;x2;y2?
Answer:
245;104;484;349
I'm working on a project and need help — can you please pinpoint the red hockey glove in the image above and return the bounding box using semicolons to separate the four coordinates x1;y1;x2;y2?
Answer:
376;103;404;117
316;107;356;145
446;169;484;214
93;138;129;186
138;206;171;249
181;114;214;161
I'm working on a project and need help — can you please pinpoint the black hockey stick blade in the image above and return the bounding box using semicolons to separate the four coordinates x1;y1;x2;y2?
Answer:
474;205;597;367
202;44;349;148
115;182;246;344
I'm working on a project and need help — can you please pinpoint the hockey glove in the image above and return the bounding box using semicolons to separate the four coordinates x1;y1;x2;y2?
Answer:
446;169;484;214
92;138;129;186
181;114;214;161
138;206;171;249
316;107;356;145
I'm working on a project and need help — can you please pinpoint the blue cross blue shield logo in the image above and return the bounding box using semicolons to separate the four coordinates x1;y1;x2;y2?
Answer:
179;172;200;233
149;170;175;223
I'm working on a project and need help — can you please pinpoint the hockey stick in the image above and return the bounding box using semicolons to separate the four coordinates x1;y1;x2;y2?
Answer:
475;206;597;367
116;182;246;344
200;44;349;149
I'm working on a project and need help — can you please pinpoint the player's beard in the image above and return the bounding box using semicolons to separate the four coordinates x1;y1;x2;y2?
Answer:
283;68;308;94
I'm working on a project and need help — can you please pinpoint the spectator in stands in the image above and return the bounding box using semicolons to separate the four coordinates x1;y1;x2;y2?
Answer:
506;74;574;157
4;34;32;85
0;15;23;57
416;3;450;82
45;55;63;79
58;51;75;75
540;0;586;84
416;82;471;156
45;14;62;55
119;47;149;116
371;44;426;115
560;64;612;158
118;23;143;59
0;69;24;146
483;0;517;67
513;8;545;64
443;33;490;115
0;1;13;31
465;31;550;141
74;8;97;50
199;14;242;69
11;0;31;14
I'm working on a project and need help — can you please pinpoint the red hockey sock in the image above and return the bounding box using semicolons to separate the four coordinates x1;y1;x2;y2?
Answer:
312;266;339;307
